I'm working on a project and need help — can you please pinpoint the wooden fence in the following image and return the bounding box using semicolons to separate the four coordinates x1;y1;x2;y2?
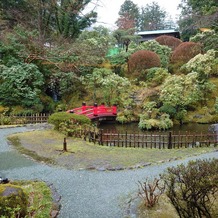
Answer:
85;130;218;149
0;114;50;125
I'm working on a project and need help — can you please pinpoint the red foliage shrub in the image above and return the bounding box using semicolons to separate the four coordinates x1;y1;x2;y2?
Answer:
155;35;182;50
128;50;161;75
170;42;202;65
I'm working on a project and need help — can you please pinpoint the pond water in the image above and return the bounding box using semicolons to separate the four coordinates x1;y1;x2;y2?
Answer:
99;122;212;133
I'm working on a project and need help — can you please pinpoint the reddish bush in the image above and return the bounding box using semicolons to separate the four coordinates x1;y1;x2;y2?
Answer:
155;35;182;50
170;42;202;65
128;50;161;75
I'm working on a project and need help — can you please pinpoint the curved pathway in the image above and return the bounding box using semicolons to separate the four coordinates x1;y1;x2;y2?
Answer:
0;127;217;218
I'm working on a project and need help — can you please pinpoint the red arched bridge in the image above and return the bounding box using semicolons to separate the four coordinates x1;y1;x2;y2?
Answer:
67;103;117;121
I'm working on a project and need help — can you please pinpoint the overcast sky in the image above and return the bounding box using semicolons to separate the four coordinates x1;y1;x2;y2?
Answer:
86;0;182;29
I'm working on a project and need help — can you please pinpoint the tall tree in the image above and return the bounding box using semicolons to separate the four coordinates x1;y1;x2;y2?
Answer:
139;2;167;31
178;0;218;40
113;28;138;52
0;0;97;41
116;0;140;30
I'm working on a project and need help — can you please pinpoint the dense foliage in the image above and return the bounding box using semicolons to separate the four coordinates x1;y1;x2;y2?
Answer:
190;30;218;52
48;112;91;130
0;63;44;108
0;0;97;40
138;101;173;130
178;0;218;40
81;68;130;105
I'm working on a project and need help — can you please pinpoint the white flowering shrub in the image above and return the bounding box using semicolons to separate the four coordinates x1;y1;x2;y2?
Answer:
183;49;217;77
81;68;131;105
146;67;169;85
160;73;200;108
138;102;173;130
138;113;173;130
190;30;218;52
214;97;218;113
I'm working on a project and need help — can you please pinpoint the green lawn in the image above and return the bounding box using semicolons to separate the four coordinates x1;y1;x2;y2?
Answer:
7;129;217;170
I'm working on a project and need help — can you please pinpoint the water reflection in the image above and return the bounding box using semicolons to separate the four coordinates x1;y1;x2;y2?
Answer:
99;122;211;133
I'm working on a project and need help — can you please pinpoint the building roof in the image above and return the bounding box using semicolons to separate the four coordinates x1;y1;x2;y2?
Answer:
137;29;179;36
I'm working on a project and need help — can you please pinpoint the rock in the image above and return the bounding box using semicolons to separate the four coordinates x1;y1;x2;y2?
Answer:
86;165;97;170
51;210;59;218
0;177;9;184
141;162;151;167
106;167;116;171
96;167;106;171
114;166;124;171
48;183;61;218
0;184;28;217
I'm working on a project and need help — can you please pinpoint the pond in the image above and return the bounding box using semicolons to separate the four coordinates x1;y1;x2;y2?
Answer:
99;122;212;133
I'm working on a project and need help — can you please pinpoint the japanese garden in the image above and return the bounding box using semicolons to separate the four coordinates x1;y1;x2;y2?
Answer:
0;0;218;217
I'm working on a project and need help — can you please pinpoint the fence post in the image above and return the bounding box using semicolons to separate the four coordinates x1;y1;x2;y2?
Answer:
93;103;98;116
112;104;117;115
100;129;103;145
63;137;67;151
82;102;86;112
168;132;172;149
125;131;128;147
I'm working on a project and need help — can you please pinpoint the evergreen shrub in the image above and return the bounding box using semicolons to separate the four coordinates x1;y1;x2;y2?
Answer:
170;42;202;73
155;35;182;50
48;112;91;131
146;67;169;86
170;42;202;64
128;50;161;77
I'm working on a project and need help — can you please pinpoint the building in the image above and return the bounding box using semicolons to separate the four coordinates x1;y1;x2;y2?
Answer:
137;29;180;42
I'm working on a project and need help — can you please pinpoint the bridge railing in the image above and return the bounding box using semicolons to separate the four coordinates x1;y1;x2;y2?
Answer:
67;103;117;118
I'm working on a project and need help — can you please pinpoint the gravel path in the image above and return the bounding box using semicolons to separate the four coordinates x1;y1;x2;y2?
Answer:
0;127;217;218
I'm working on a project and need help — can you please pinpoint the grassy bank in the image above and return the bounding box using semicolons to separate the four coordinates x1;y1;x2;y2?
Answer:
0;180;59;218
7;129;217;170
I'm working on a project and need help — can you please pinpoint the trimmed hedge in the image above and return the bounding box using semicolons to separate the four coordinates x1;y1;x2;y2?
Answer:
170;42;202;65
128;50;161;76
155;35;182;51
48;112;91;130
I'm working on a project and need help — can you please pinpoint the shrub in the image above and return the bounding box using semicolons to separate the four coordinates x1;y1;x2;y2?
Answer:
170;42;202;72
155;35;182;51
190;30;218;52
138;113;173;130
146;67;169;86
159;104;177;118
0;184;28;217
48;112;91;131
215;97;218;113
0;116;12;125
182;49;217;77
161;159;218;218
138;178;165;208
130;40;172;68
116;109;138;124
128;50;161;77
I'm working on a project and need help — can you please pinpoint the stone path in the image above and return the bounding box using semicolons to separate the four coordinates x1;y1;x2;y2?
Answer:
0;127;217;218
